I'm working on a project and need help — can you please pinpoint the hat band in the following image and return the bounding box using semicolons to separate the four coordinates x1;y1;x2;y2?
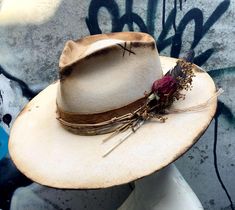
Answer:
56;96;148;135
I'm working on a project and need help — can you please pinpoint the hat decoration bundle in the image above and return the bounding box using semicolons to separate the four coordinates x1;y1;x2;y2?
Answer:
9;32;221;189
97;56;197;157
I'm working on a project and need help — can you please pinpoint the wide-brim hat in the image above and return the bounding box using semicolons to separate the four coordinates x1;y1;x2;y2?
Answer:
9;32;217;189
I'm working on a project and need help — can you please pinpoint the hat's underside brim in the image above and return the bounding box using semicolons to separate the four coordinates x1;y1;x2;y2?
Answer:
9;57;217;189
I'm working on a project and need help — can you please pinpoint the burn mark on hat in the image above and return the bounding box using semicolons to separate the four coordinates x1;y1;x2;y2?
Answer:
3;114;12;127
85;47;111;60
129;42;134;56
131;33;145;40
193;66;204;73
59;67;73;81
131;41;155;50
18;103;32;117
117;42;135;57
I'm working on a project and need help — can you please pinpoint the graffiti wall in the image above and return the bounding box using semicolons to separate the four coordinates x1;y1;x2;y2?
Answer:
0;0;234;209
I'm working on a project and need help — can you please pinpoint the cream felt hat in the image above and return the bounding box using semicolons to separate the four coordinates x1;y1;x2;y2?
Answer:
9;32;217;189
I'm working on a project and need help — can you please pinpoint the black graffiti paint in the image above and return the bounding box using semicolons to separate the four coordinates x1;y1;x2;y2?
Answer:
216;101;235;125
157;0;229;65
86;0;230;66
214;111;235;210
171;1;229;65
0;65;38;100
0;90;2;104
86;0;148;34
0;90;3;123
208;67;235;125
162;0;187;31
0;158;32;210
207;68;235;209
2;114;12;127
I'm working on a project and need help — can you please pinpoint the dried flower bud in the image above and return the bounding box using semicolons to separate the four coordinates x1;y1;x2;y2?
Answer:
152;75;177;97
148;93;156;101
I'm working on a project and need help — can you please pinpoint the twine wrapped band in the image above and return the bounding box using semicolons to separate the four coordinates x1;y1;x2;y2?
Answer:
56;88;223;138
56;96;151;135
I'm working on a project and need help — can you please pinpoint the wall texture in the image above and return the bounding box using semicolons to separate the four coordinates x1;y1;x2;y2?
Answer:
0;0;234;209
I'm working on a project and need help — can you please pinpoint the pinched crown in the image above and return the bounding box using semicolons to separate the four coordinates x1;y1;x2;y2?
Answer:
57;32;163;114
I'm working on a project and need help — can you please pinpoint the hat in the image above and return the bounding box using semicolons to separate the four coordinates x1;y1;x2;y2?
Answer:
9;32;217;189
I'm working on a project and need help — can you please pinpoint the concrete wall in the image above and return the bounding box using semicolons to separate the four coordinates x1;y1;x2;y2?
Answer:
0;0;234;209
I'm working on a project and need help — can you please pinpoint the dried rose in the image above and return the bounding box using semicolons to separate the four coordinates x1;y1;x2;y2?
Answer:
152;75;177;98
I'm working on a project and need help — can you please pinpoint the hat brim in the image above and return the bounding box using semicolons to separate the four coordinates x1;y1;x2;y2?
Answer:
9;56;217;189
